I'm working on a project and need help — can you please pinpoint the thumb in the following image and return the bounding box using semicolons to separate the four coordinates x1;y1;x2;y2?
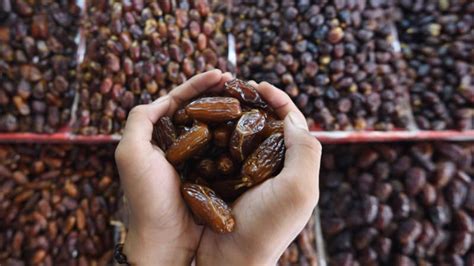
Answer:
277;111;321;205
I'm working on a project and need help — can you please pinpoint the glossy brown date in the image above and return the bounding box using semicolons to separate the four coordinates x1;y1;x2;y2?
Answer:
181;183;235;233
261;119;284;139
165;123;211;165
173;108;192;126
185;97;242;122
213;125;233;148
241;133;285;187
152;116;176;151
230;109;266;161
224;79;267;109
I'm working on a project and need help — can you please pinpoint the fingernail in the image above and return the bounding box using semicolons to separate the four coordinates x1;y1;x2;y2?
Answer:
286;111;308;131
151;95;170;105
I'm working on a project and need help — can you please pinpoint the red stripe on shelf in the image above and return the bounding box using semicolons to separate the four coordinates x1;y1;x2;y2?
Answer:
0;131;473;144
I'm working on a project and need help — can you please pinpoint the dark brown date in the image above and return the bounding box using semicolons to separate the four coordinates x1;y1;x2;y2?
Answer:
213;125;232;148
241;133;285;187
224;79;267;109
211;179;248;202
261;119;284;139
217;154;236;176
229;109;266;161
152;116;176;151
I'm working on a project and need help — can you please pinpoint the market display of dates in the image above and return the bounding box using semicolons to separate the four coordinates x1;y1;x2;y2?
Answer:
0;0;80;133
0;144;120;264
154;79;285;233
1;0;474;265
76;0;233;134
396;0;474;130
319;142;474;265
229;0;473;131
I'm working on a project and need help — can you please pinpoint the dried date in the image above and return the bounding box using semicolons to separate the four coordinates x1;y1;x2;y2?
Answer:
181;183;235;233
152;116;176;151
241;133;285;187
185;97;242;122
224;79;267;109
166;123;211;165
229;109;266;161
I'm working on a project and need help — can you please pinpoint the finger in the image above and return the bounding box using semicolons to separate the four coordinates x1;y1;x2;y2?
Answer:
121;96;171;145
209;72;234;93
276;111;321;204
253;81;300;119
168;69;223;114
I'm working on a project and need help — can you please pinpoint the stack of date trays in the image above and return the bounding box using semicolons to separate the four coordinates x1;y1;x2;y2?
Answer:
0;0;473;265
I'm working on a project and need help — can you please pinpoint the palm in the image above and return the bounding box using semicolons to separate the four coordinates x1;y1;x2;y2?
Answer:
197;178;302;263
119;145;203;251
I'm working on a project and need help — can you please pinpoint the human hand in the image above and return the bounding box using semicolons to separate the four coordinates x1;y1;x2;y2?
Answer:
196;81;321;265
114;70;233;265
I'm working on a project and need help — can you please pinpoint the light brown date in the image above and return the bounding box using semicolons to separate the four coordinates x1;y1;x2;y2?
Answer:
230;109;266;161
181;183;235;233
241;133;285;187
152;116;176;151
224;79;267;109
185;97;242;122
166;123;211;165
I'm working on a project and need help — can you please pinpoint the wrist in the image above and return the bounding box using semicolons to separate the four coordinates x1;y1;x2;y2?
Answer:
123;226;195;266
197;247;278;266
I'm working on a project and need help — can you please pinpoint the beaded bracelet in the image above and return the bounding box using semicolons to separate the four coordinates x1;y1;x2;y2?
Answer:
114;243;131;265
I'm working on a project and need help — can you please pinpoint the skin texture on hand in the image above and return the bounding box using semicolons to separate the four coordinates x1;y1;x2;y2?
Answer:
115;70;321;265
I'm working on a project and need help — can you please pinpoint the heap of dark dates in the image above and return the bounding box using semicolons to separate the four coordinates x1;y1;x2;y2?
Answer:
76;0;233;135
396;0;473;130
153;79;286;233
230;0;413;131
319;142;474;265
0;0;80;133
0;144;120;265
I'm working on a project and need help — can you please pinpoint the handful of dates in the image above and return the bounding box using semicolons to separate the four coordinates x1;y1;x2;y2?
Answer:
152;79;286;233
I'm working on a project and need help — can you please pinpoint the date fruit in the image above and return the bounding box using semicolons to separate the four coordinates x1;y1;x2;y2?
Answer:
185;97;242;122
155;79;286;234
166;123;211;165
224;79;267;109
152;116;176;151
241;133;285;187
229;109;266;161
181;183;235;233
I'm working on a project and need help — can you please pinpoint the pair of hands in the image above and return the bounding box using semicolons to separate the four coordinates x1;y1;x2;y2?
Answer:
115;70;321;265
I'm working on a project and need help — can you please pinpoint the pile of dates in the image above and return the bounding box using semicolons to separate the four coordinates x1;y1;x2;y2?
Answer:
229;0;412;131
0;0;80;133
77;0;233;135
0;144;120;265
153;79;286;233
319;142;473;265
396;0;473;130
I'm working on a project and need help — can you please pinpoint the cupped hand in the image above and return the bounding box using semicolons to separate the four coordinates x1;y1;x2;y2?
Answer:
196;82;322;265
115;70;233;265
